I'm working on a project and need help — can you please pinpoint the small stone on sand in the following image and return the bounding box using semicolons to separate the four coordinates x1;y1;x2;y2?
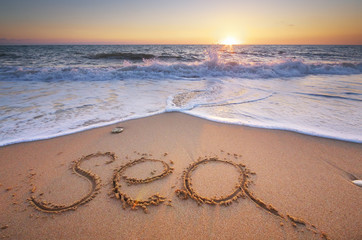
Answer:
352;180;362;187
0;225;8;230
111;127;124;134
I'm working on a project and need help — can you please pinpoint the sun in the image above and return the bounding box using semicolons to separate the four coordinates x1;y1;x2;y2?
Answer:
220;36;242;46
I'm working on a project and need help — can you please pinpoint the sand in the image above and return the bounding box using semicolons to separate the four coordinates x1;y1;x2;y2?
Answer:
0;112;361;239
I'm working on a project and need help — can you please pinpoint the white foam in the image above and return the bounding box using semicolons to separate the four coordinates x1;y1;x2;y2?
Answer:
1;45;362;146
1;73;361;146
1;57;361;83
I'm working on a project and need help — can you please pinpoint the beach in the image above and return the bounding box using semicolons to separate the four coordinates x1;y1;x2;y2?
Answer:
0;112;361;239
1;0;361;238
1;45;362;147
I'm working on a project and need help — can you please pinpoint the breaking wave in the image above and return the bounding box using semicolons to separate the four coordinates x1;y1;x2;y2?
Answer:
88;52;156;60
87;52;198;62
1;58;361;82
1;45;361;146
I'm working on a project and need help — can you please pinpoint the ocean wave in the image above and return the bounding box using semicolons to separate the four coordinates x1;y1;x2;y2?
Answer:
88;52;156;60
1;58;361;82
0;53;20;58
87;51;199;62
1;71;361;146
1;45;361;147
166;87;274;111
294;92;362;102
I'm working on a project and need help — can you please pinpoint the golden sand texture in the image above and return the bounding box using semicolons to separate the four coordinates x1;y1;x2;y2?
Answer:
176;158;247;206
176;157;330;239
0;112;361;239
26;151;329;238
28;152;116;213
112;158;174;213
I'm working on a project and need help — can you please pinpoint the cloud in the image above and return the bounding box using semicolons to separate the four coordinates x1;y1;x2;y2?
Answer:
0;37;35;45
277;21;296;28
0;38;10;43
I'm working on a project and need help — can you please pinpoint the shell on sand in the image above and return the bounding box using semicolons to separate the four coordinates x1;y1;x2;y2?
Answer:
111;127;124;134
352;180;362;187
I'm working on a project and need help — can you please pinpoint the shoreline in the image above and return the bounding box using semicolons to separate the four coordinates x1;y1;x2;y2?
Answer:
1;111;361;148
0;112;361;239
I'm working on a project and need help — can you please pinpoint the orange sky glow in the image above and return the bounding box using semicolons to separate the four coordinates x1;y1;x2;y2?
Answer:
0;0;361;45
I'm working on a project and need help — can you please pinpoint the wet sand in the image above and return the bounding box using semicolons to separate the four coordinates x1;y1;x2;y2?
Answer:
0;112;361;239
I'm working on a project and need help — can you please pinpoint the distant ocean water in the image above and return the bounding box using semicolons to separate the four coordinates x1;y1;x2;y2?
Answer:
0;45;361;146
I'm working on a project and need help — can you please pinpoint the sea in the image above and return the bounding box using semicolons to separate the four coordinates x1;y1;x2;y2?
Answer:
0;45;361;146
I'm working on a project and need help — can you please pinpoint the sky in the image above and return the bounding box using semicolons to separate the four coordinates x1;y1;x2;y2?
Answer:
0;0;361;45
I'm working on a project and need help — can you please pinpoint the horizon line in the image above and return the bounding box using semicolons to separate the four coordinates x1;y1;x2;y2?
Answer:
1;43;361;46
